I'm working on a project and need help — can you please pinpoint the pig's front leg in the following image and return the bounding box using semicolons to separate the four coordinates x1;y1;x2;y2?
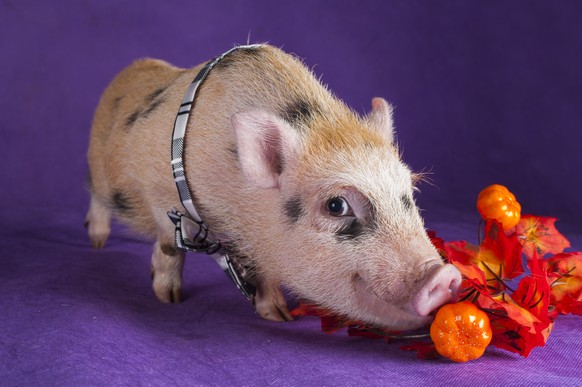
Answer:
254;279;293;322
150;241;185;303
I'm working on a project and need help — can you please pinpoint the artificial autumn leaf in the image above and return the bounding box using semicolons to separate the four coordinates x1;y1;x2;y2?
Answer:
470;255;552;359
514;256;552;324
291;302;350;334
544;252;582;315
444;242;489;301
291;201;581;362
320;315;350;334
347;326;388;340
444;220;522;292
346;325;398;342
444;241;487;283
487;313;550;358
427;230;445;252
477;291;549;358
480;220;524;281
290;302;322;318
568;301;582;316
515;215;570;260
399;341;440;360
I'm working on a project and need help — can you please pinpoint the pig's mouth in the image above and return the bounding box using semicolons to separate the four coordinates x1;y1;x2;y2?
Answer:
351;264;461;330
352;274;434;330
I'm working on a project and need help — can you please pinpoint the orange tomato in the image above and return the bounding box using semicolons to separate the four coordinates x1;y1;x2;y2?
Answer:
476;184;521;229
430;301;492;362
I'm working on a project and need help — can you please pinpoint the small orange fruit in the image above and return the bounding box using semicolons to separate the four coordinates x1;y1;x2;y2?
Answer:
430;301;493;362
477;184;521;230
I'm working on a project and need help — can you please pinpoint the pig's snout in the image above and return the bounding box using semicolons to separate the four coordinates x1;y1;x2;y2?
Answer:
412;264;462;317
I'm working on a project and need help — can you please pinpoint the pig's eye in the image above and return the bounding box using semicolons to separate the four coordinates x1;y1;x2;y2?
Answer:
326;197;353;217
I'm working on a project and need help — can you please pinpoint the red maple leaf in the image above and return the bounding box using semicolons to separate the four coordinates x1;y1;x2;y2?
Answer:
290;302;323;318
291;215;581;361
544;252;582;316
399;341;440;360
476;290;551;358
515;256;552;323
291;302;354;334
467;254;553;358
480;220;524;281
427;230;445;252
515;215;570;260
444;220;522;292
346;325;400;342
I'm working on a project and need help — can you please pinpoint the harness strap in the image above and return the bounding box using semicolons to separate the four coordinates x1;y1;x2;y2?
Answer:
168;45;262;302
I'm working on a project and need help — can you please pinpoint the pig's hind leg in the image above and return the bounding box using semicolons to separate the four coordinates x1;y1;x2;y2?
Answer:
85;195;112;249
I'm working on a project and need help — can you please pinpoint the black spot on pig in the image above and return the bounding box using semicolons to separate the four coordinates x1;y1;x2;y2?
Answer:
125;110;140;129
124;87;167;130
111;191;133;214
334;204;377;242
282;99;316;126
142;87;167;118
142;97;165;117
335;219;365;241
284;196;304;223
145;87;166;103
214;46;265;70
113;96;123;110
401;195;413;211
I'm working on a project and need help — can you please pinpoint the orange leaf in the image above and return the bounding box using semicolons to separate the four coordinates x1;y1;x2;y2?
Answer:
464;253;554;357
515;215;570;260
445;220;522;292
513;256;552;324
480;220;524;281
477;291;550;357
444;240;489;300
544;252;582;315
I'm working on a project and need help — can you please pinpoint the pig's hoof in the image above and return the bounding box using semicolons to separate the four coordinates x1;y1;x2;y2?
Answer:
85;220;110;249
255;296;293;322
150;242;185;304
256;301;293;322
153;279;182;304
85;197;111;249
254;281;293;322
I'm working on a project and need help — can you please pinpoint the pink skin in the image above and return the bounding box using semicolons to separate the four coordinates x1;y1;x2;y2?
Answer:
234;98;462;329
87;45;462;330
353;263;462;329
412;264;462;317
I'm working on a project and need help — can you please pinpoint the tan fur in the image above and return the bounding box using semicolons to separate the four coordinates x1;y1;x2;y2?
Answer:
87;45;457;329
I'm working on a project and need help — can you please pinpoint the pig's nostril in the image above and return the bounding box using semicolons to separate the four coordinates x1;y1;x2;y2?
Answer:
448;276;462;299
413;264;462;317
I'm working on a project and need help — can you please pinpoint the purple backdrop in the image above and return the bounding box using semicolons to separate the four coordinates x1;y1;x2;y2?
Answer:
1;1;581;385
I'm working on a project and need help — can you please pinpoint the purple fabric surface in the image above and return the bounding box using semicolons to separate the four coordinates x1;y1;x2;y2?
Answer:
1;1;581;385
1;208;581;385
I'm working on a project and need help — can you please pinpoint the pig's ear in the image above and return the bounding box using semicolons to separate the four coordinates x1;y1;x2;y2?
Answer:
366;97;394;143
231;110;300;189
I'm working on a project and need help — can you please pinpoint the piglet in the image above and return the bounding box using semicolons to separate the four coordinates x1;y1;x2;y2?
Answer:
86;45;460;330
